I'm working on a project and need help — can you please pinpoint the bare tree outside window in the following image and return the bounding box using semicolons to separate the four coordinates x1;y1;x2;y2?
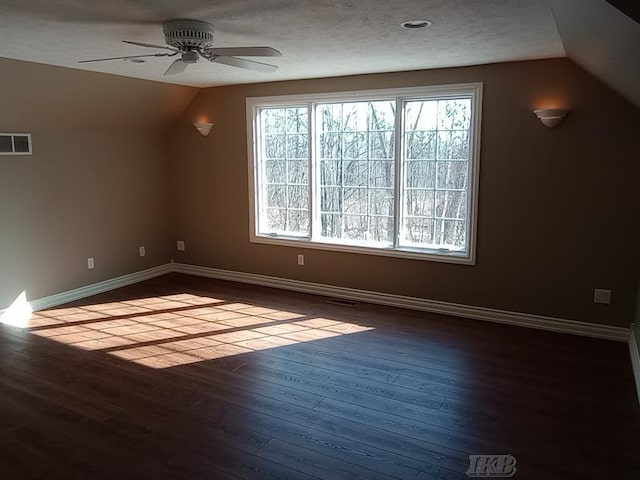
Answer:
402;99;471;250
318;101;395;245
250;84;481;263
261;106;309;236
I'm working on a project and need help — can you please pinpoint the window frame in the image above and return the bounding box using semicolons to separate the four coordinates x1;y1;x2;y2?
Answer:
246;83;482;265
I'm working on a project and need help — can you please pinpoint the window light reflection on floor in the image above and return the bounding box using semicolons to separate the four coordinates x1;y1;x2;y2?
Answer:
0;291;33;327
26;292;373;368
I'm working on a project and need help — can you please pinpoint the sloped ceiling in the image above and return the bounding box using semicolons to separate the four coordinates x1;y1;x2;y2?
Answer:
551;0;640;107
0;0;637;111
0;0;563;87
605;0;640;24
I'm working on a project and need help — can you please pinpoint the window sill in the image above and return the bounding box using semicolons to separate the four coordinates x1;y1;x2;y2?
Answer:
250;234;475;265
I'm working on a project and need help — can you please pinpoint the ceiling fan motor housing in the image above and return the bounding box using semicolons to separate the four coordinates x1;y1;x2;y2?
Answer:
163;19;215;50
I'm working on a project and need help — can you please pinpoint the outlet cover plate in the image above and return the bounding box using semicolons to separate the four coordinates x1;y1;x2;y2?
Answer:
176;240;185;251
594;288;612;305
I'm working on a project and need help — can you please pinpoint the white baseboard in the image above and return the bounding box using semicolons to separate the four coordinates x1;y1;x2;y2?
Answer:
630;324;640;404
3;262;635;395
29;264;173;312
2;261;630;344
173;263;630;342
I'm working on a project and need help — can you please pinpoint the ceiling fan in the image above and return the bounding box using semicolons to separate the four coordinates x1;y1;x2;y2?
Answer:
79;19;282;76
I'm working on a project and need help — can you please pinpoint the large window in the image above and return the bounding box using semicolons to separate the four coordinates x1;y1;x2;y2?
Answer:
247;84;482;264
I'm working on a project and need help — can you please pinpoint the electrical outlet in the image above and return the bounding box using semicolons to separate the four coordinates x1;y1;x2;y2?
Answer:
593;288;612;305
297;254;304;266
176;240;185;251
139;246;146;257
87;257;95;270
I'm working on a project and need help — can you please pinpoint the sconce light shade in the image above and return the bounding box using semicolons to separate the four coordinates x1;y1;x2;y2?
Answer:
533;109;569;128
194;122;214;136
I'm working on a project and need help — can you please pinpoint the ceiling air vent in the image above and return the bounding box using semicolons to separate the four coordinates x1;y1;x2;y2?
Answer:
0;133;32;155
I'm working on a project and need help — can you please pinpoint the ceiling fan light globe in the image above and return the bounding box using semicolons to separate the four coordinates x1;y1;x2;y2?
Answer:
182;51;199;63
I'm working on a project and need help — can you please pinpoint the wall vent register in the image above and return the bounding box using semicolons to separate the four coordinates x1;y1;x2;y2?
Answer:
0;133;32;155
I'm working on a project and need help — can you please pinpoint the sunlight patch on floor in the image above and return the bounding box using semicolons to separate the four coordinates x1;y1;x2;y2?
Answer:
0;291;33;327
27;292;373;368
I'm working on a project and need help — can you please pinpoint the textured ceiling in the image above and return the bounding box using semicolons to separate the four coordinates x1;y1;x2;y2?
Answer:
0;0;565;87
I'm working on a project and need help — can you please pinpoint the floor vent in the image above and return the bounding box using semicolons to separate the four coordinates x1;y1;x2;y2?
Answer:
326;298;358;307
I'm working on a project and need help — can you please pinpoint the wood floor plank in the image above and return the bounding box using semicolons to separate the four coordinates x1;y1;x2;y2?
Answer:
191;383;470;473
212;402;427;478
1;273;638;479
256;437;403;480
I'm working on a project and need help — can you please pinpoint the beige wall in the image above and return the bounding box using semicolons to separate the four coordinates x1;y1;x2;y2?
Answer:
2;56;637;329
168;58;640;327
0;58;197;307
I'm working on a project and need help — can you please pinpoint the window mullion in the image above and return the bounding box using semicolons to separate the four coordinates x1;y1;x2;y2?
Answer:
340;105;345;239
392;97;403;248
366;108;371;242
257;108;266;235
309;103;317;240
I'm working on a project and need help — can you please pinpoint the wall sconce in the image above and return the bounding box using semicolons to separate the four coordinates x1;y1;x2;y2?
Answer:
533;109;569;128
193;122;214;136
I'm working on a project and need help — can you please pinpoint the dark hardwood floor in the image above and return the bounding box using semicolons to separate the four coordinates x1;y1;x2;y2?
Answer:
1;273;638;479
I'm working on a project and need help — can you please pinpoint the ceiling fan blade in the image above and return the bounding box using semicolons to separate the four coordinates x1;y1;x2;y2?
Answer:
164;59;189;76
205;47;282;57
212;56;278;73
123;40;179;52
79;53;173;63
